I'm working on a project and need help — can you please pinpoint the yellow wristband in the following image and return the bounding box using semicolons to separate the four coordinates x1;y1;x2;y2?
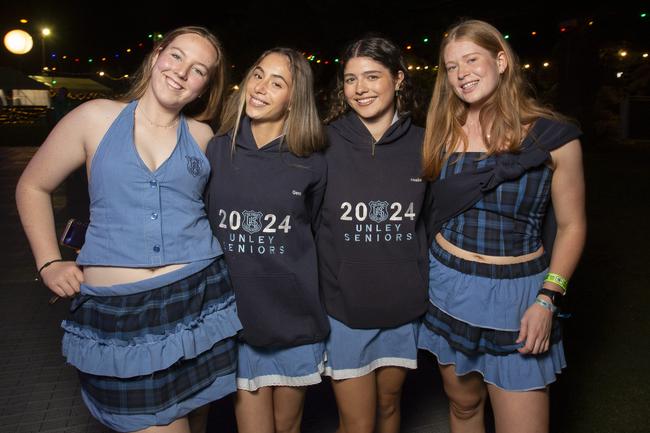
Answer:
544;272;568;293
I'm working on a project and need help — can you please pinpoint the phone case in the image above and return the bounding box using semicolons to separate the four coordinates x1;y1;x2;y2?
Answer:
59;219;88;250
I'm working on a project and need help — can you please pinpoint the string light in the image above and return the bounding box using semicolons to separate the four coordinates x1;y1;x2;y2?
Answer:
23;19;649;78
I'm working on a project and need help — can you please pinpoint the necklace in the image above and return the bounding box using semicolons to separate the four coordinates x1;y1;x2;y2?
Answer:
137;106;179;129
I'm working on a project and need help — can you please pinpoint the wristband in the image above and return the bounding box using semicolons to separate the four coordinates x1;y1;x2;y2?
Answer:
544;272;568;294
537;288;562;305
37;259;64;280
535;297;557;313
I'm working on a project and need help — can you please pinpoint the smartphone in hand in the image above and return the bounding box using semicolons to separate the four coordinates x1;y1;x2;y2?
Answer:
59;218;87;252
49;219;87;305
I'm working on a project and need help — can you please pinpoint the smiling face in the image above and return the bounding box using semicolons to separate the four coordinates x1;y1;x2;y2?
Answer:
150;32;218;109
343;56;404;123
244;52;293;124
443;38;506;108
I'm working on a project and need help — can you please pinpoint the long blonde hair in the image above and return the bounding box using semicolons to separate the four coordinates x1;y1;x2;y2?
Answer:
119;26;226;122
422;19;561;179
218;48;325;157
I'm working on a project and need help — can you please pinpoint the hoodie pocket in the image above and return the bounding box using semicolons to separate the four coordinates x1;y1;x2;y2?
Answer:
231;273;316;348
337;260;427;328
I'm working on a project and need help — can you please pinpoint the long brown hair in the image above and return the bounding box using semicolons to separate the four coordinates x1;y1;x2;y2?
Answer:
119;26;226;122
325;36;414;124
218;47;326;157
422;19;562;179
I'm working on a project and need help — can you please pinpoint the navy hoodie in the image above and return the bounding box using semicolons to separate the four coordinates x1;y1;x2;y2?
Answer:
205;116;329;348
317;112;429;329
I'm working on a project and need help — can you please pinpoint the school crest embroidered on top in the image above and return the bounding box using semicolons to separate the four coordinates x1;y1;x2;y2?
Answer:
242;210;263;234
368;200;389;223
185;156;202;177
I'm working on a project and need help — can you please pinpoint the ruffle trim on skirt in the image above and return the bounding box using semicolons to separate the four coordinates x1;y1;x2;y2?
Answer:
418;311;566;391
81;371;237;432
422;302;562;356
62;296;241;377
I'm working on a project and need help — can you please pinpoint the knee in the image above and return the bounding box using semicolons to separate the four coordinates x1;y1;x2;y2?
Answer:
339;418;375;433
376;390;401;419
448;395;485;421
274;414;300;433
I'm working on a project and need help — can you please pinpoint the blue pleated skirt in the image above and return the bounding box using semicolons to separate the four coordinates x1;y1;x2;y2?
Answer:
61;257;242;432
236;341;326;391
324;316;418;380
418;249;566;391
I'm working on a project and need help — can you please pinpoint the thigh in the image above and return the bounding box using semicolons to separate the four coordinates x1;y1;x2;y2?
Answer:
187;405;209;433
375;366;408;402
235;388;275;433
439;363;487;405
487;384;549;433
331;373;377;433
135;418;190;433
273;386;307;432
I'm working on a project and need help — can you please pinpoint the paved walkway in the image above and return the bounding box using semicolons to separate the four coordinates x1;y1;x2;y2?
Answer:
0;146;450;433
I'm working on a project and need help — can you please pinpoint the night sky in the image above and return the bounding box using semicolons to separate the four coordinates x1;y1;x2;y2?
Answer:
2;1;646;77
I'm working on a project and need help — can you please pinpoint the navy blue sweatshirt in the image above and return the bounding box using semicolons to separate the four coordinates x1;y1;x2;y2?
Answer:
317;112;428;329
205;116;329;348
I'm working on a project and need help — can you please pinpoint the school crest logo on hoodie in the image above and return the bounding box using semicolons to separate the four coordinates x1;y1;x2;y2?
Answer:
242;210;263;234
368;201;389;223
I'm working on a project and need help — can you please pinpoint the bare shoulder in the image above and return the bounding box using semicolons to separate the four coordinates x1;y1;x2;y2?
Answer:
550;139;582;170
60;99;126;133
186;118;215;152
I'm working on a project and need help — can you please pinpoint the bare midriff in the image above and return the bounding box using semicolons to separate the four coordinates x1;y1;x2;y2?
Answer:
83;263;188;286
435;233;544;265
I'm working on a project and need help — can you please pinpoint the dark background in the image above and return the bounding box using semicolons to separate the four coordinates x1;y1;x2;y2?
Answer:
2;1;649;137
1;2;649;433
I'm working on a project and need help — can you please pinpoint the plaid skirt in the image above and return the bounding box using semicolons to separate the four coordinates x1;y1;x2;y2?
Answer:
418;249;565;391
61;257;242;432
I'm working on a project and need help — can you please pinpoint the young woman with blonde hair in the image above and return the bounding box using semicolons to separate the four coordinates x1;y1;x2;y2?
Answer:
16;26;241;433
419;19;586;433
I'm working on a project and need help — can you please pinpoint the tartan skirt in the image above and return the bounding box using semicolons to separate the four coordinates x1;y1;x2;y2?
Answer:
418;250;566;391
61;257;242;431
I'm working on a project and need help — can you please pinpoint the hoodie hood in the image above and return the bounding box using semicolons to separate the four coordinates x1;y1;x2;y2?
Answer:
329;111;412;150
231;115;286;152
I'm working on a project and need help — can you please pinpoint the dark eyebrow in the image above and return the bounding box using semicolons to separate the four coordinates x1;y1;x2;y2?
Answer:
254;66;289;85
344;70;384;77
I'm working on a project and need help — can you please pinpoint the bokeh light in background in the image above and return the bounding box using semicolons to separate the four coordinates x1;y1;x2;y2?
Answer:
4;29;33;55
